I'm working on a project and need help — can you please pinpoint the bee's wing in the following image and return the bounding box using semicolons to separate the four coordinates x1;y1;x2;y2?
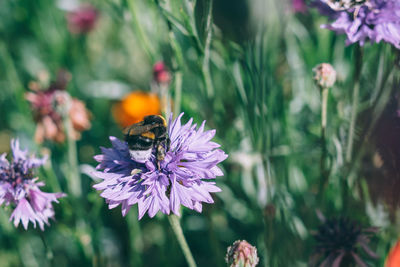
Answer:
123;122;157;136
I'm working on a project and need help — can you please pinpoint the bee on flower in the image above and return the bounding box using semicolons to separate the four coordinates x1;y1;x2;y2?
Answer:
93;113;227;219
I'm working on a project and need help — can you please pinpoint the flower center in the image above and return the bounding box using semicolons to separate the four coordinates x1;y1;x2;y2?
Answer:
0;160;33;186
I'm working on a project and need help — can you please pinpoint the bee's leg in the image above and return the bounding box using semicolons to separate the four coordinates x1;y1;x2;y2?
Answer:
166;138;171;151
353;6;360;19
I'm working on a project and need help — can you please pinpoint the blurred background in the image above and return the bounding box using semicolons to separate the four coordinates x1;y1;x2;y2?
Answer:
0;0;399;266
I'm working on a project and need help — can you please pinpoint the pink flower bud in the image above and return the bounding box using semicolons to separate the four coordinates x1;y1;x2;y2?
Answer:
67;5;98;35
226;240;259;267
153;61;171;84
313;63;337;88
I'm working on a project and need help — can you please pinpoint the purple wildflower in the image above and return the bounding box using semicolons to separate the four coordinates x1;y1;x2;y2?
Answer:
0;140;65;230
93;113;228;219
314;0;400;48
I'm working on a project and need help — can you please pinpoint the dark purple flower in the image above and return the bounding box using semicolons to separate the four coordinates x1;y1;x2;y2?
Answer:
310;215;379;266
93;113;227;219
0;140;65;230
314;0;400;48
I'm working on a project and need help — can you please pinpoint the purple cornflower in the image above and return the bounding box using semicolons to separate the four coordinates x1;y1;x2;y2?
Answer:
93;113;228;219
314;0;400;48
0;140;65;230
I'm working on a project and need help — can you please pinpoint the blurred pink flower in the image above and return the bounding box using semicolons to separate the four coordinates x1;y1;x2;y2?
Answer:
292;0;307;13
26;70;91;144
153;61;171;85
67;4;98;34
69;99;91;139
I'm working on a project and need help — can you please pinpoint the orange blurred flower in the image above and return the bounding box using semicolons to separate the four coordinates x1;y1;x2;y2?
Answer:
386;240;400;267
112;91;161;128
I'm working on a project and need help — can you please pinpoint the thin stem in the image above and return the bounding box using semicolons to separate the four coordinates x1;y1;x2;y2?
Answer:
173;71;183;116
127;0;155;62
63;106;82;197
183;0;203;51
345;46;363;163
321;87;328;132
42;156;62;193
39;231;53;261
342;45;363;212
168;214;197;267
318;87;329;197
127;211;143;266
344;63;395;179
202;0;214;98
0;42;31;117
159;83;172;117
167;16;184;118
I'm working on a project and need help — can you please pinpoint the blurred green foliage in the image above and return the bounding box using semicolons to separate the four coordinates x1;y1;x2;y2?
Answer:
0;0;399;266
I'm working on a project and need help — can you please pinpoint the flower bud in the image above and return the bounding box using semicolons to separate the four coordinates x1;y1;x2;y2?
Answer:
226;240;259;267
153;61;171;85
67;5;98;35
313;63;336;88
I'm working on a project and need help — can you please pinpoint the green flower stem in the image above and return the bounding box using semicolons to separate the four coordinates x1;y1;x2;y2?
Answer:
342;46;363;211
0;42;31;119
345;46;363;163
39;231;53;262
183;0;203;51
168;214;197;267
127;0;155;62
64;113;82;197
202;0;214;98
321;87;329;132
159;83;172;117
43;156;62;193
318;86;329;197
165;9;184;117
127;211;143;266
173;71;183;116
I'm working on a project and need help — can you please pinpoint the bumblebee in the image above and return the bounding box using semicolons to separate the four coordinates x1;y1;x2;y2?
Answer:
323;0;369;10
323;0;371;19
123;115;170;166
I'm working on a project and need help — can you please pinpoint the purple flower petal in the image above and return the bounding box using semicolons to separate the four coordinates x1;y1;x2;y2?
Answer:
0;139;65;230
93;113;227;219
315;0;400;48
